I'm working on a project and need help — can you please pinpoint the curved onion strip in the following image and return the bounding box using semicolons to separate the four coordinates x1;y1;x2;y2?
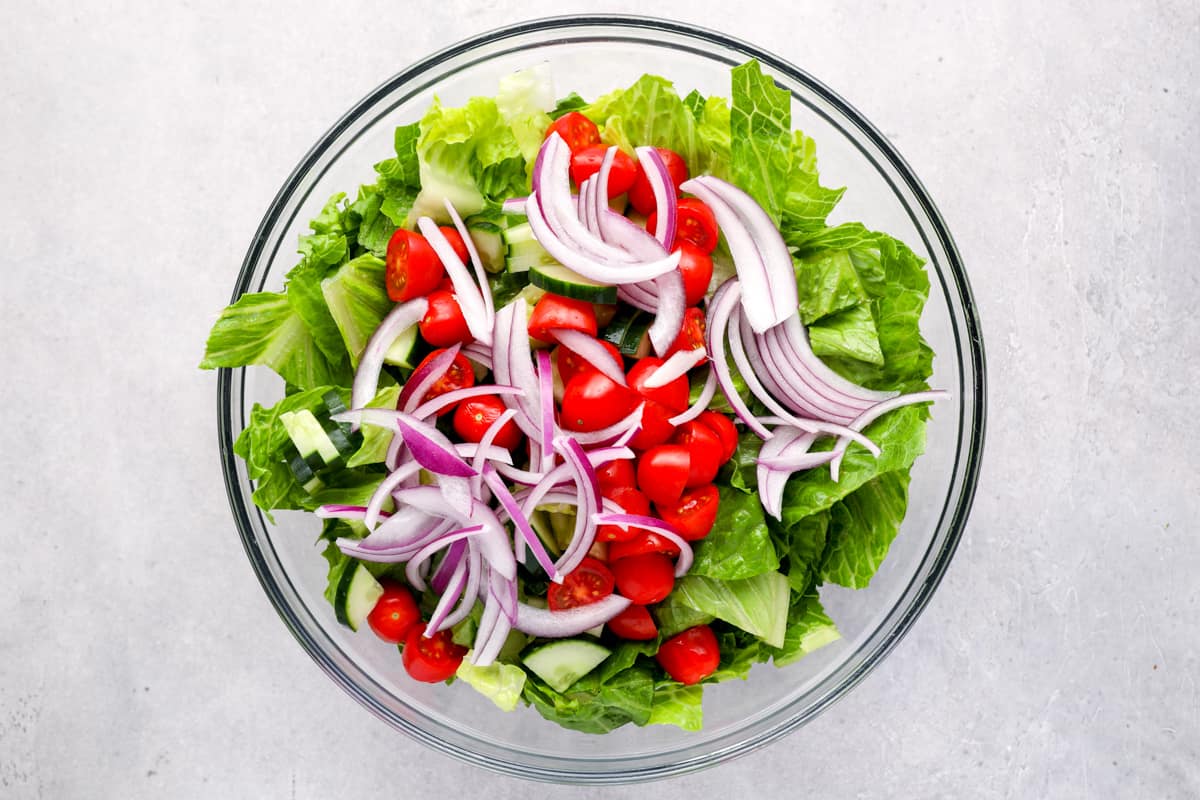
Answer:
424;555;468;636
491;301;541;438
756;428;817;519
758;451;840;472
437;545;483;632
501;196;527;215
461;342;493;370
768;313;897;404
483;465;559;582
601;209;668;260
314;505;389;522
552;328;627;386
416;217;491;345
636;146;678;247
351;298;429;421
706;280;771;438
564;401;646;445
591;513;694;577
471;586;501;664
444;198;495;322
643;346;707;389
406;525;485;591
398;343;462;412
471;408;518;495
742;314;858;422
668;367;717;425
617;283;657;312
430;540;467;594
364;461;422;532
829;390;948;480
553;437;601;576
340;409;477;477
513;594;632;638
647;268;686;356
538;135;640;263
335;519;453;562
536;349;555;463
392;486;516;581
410;384;524;420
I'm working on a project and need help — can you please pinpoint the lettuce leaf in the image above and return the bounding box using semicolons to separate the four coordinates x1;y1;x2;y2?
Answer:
808;303;884;365
794;248;868;324
669;571;790;648
523;665;655;734
456;658;527;712
773;508;830;594
647;681;704;731
689;486;779;579
819;471;911;588
346;385;401;468
652;597;715;640
319;254;392;367
729;61;793;224
496;65;555;166
764;590;841;667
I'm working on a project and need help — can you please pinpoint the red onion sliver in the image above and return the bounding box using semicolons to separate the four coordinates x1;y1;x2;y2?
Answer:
483;465;559;582
601;209;668;261
643;346;707;389
829;390;948;480
314;505;390;522
342;409;476;477
636;146;677;248
417;217;491;345
501;197;527;215
364;461;421;532
553;437;602;576
758;451;839;472
538;135;639;264
424;556;468;636
592;513;695;577
706;280;771;439
647;268;686;356
438;546;484;631
406;525;485;591
668;367;717;425
471;407;517;494
398;343;461;412
552;328;628;385
617;283;657;312
410;384;524;420
756;428;816;519
444;198;495;322
461;342;493;370
430;539;468;594
536;349;555;463
351;297;429;422
514;594;632;638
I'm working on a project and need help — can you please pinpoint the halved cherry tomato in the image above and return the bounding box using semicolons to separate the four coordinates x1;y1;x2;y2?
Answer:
555;339;623;386
413;349;475;413
437;226;471;264
623;399;677;451
548;556;614;611
636;444;691;507
667;308;706;357
671;421;723;487
402;626;467;683
385;230;444;302
656;484;720;541
607;604;658;641
609;531;681;561
545;111;601;153
656;625;720;685
628;148;689;215
611;553;675;604
569;145;638;196
528;294;597;343
627;358;690;414
596;459;637;492
419;289;473;347
367;583;421;644
561;371;639;432
596;485;651;542
676;198;719;253
696;411;738;463
453;395;523;449
676;242;714;306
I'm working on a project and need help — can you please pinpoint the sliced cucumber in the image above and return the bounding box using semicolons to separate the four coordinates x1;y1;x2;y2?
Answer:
383;322;421;368
530;263;617;304
333;562;383;632
504;222;556;274
522;639;612;693
280;409;341;465
528;509;561;558
601;305;654;356
468;220;507;274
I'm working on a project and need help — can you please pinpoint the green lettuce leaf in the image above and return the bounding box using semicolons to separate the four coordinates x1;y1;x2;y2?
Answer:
794;249;868;324
496;65;555;166
647;681;704;731
819;471;911;588
708;627;769;682
523;665;655;734
764;590;841;667
773;509;830;594
669;571;790;648
346;385;401;468
717;428;763;493
347;188;396;257
808;303;884;365
652;597;715;640
690;487;779;580
456;657;527;712
319;253;392;367
780;131;845;240
549;92;587;120
791;221;877;255
729;60;792;224
374;124;422;226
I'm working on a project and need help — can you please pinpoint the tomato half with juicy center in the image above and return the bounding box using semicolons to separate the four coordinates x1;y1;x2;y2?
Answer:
656;483;720;541
548;556;615;611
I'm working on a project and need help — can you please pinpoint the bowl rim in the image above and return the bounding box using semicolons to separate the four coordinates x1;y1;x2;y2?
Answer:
217;12;986;783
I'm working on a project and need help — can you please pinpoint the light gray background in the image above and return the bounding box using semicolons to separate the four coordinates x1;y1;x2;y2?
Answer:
2;1;1196;797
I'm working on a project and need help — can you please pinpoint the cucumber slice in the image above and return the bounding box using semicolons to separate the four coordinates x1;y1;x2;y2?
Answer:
383;323;421;368
528;509;562;558
333;563;383;632
468;221;507;274
530;263;617;304
504;222;556;274
280;410;341;465
522;639;612;693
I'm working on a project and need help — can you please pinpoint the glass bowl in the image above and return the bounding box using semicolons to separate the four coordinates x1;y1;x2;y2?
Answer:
217;14;985;784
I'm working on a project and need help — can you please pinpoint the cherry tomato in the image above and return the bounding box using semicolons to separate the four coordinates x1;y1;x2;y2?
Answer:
656;625;720;685
385;230;444;302
413;349;475;413
555;339;623;385
628;149;689;215
627;358;690;414
366;583;421;644
666;307;707;357
595;459;637;492
609;531;681;561
436;276;456;292
548;556;615;611
607;604;658;640
674;198;720;253
437;225;470;264
419;289;473;347
545;111;601;153
671;421;723;487
611;553;675;605
696;411;738;463
569;145;638;196
561;371;639;432
636;444;691;507
676;242;714;306
402;626;467;683
528;294;597;343
596;485;651;543
623;399;676;451
656;484;720;541
453;395;523;449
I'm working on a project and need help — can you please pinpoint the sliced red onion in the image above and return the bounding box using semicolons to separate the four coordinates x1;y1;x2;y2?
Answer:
829;390;948;480
357;504;444;551
453;442;513;464
580;176;600;235
364;461;422;531
410;384;524;420
342;409;476;477
563;401;646;445
647;268;686;356
600;209;668;261
336;518;453;562
501;197;527;215
536;349;555;464
758;450;839;472
461;342;493;370
636;146;677;248
406;525;485;591
591;513;694;576
706;280;771;439
394;486;518;582
444;198;495;322
424;555;467;637
491;564;519;625
553;437;602;576
743;314;859;422
643;346;707;389
768;313;897;405
483;465;559;582
514;594;632;638
430;539;467;594
617;283;657;313
417;217;491;346
472;586;502;664
669;367;717;425
756;428;817;519
438;545;484;631
471;407;518;494
552;328;627;385
438;474;474;518
684;176;795;333
398;343;461;412
314;505;390;522
350;297;429;423
493;461;551;486
491;301;541;438
473;605;513;666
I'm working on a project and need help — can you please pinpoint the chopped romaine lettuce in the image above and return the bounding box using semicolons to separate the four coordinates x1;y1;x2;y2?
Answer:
456;657;527;712
669;571;790;648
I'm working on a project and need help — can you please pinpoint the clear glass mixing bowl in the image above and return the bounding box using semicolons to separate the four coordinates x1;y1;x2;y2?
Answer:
217;14;986;784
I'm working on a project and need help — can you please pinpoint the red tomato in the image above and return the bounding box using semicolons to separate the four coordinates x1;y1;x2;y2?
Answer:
436;276;456;292
569;145;638;196
666;307;707;357
453;395;523;450
402;626;467;683
627;358;690;414
623;399;677;451
561;371;639;432
607;604;658;640
366;583;420;644
419;289;473;347
596;485;651;543
676;243;715;306
671;421;723;487
555;339;623;386
595;459;637;492
548;556;614;611
545;111;601;153
696;411;738;463
656;484;720;541
528;294;597;343
628;149;689;215
413;349;475;413
385;230;444;302
437;226;470;265
675;198;719;253
609;530;681;561
636;444;691;507
656;625;720;685
611;553;675;605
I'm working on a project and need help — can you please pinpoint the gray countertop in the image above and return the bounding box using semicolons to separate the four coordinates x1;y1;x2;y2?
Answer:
3;1;1197;797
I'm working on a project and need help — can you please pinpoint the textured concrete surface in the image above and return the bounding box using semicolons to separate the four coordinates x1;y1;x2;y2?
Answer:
2;1;1197;797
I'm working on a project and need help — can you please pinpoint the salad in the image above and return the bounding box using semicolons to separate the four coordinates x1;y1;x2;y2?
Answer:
202;60;943;734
